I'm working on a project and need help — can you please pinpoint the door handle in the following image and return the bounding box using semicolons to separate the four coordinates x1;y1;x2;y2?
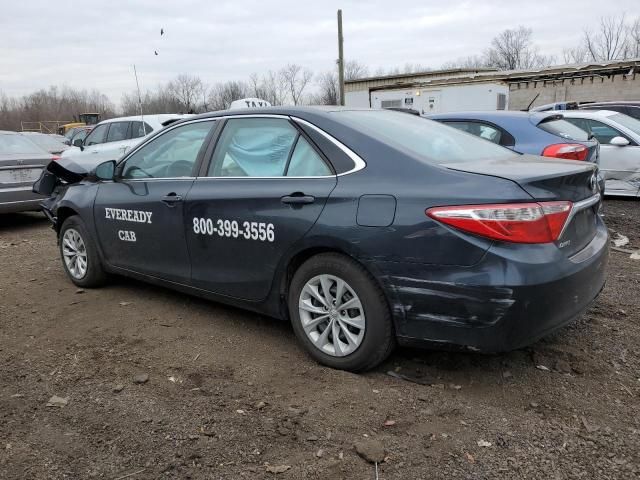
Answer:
281;193;315;205
162;193;183;206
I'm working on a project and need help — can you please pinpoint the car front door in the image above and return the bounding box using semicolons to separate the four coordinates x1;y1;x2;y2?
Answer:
93;119;217;282
574;119;640;196
185;116;337;301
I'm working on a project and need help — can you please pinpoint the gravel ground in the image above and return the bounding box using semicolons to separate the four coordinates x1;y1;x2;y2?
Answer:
0;199;638;479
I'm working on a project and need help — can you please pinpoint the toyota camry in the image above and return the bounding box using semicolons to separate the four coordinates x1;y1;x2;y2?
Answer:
34;107;608;372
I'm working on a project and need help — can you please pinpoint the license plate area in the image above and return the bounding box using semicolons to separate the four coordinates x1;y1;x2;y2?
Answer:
0;167;43;184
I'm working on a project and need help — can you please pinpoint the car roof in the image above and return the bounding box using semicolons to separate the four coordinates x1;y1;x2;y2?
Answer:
98;114;190;125
426;110;561;124
561;110;620;118
582;101;640;106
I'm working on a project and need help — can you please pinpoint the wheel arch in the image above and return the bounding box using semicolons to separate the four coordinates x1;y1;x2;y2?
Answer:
55;206;80;235
276;244;397;327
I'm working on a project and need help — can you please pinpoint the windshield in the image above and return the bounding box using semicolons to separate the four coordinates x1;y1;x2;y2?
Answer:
22;134;66;151
0;133;47;155
611;113;640;136
332;110;516;164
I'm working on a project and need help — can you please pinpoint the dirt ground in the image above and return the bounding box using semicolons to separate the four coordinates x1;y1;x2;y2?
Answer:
0;199;639;480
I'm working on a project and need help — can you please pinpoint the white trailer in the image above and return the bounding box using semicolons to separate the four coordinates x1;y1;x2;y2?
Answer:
346;82;509;114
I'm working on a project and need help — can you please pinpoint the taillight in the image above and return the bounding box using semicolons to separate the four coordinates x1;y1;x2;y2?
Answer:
426;201;572;244
51;155;61;161
542;143;588;161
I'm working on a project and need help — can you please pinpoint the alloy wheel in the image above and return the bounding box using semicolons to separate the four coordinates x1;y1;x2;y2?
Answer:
298;274;366;357
61;228;88;280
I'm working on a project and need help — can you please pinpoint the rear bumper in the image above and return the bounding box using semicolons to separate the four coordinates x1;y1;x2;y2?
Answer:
376;221;609;352
0;186;45;213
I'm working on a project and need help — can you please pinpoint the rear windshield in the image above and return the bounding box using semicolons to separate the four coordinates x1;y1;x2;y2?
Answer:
23;134;66;151
0;134;47;154
537;118;589;141
332;110;516;164
611;113;640;136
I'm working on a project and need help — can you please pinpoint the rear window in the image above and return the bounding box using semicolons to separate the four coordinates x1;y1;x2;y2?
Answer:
22;134;65;151
0;134;47;154
537;118;589;141
332;110;516;164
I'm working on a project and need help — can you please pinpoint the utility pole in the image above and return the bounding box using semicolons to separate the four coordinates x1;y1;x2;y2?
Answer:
337;9;345;106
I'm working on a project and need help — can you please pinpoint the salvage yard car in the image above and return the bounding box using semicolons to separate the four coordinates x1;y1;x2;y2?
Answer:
561;110;640;197
1;130;56;213
34;108;608;372
61;114;189;167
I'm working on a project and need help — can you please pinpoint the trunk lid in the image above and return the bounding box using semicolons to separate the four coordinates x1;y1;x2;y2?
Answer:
0;152;52;188
445;155;601;256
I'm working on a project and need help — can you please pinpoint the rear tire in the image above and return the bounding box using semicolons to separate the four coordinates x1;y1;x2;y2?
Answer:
59;216;107;288
288;253;395;372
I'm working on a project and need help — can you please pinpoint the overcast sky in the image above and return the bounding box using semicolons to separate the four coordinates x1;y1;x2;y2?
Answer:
0;0;637;104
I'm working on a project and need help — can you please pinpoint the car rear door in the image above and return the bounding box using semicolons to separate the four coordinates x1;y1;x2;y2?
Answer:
184;116;337;301
93;119;217;282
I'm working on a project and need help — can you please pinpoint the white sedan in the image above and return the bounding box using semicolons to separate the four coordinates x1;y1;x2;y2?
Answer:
562;110;640;197
61;114;189;166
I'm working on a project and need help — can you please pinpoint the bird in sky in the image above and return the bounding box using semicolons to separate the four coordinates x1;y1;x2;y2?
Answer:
160;28;164;36
154;50;158;56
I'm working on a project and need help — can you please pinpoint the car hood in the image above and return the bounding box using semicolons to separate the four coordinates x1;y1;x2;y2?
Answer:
46;156;103;183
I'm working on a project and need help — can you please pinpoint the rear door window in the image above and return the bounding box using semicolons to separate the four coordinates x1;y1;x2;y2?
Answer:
537;118;589;141
106;122;130;142
130;121;153;139
207;118;298;177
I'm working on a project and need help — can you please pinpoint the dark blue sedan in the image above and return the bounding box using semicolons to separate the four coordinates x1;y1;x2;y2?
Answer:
34;108;608;372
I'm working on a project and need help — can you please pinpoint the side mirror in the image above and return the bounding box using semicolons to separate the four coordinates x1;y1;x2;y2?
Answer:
610;136;629;147
73;138;84;147
93;160;116;181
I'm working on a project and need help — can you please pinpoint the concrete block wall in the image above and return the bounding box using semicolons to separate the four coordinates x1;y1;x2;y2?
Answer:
508;74;640;110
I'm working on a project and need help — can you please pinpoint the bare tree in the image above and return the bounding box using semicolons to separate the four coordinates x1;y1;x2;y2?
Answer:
584;15;630;61
314;71;340;105
280;64;313;105
344;60;369;80
207;81;248;111
628;17;640;58
485;26;552;70
0;86;116;131
562;46;588;64
441;55;488;69
167;74;205;113
247;71;287;105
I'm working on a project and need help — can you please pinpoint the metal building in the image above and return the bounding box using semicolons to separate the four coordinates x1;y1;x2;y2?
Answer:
344;59;640;113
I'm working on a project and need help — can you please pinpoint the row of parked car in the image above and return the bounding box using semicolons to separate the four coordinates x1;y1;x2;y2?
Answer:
1;100;639;215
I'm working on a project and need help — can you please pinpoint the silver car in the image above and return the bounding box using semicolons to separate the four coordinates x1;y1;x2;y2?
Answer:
0;131;53;213
562;110;640;197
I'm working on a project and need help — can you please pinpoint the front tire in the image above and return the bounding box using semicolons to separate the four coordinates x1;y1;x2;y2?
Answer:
59;216;107;288
288;253;394;372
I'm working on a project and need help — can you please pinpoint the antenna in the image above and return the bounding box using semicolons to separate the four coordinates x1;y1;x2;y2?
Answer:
524;92;540;112
133;64;147;134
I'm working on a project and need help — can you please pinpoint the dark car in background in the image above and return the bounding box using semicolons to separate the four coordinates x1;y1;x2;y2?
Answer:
35;108;607;371
579;101;640;121
1;131;56;213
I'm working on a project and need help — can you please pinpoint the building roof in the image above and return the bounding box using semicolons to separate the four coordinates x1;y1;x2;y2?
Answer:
344;67;497;85
346;58;640;91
